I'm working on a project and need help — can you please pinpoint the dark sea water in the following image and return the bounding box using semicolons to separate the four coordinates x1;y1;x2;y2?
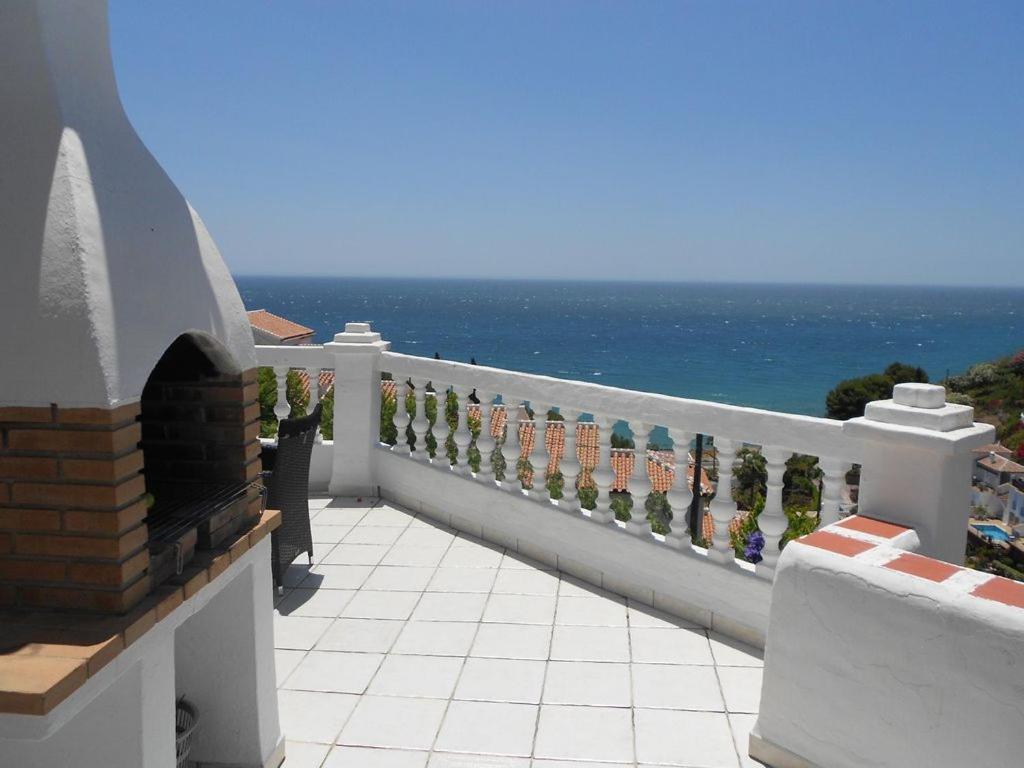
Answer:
236;276;1023;417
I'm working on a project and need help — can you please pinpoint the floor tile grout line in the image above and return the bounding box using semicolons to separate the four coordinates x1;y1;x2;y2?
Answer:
285;497;380;754
329;497;454;751
626;596;640;767
274;501;389;720
531;577;560;760
278;496;759;765
425;543;507;756
707;625;746;768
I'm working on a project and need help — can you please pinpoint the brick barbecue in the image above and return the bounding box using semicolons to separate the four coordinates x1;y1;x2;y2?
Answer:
0;0;262;615
0;347;262;614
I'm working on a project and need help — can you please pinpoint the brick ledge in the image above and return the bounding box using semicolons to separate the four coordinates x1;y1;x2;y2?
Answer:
0;508;280;716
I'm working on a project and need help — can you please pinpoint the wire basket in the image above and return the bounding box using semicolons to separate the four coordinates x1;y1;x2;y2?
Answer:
175;697;199;768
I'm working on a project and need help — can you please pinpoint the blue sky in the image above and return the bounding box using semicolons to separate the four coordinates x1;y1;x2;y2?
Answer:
109;1;1022;284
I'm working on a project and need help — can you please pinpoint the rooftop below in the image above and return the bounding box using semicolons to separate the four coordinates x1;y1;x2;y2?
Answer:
274;496;764;767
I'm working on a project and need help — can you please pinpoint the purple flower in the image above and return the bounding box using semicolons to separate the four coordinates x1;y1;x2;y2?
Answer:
744;530;766;563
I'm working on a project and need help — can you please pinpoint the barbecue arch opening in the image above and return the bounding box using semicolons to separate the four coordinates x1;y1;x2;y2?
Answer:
139;333;261;587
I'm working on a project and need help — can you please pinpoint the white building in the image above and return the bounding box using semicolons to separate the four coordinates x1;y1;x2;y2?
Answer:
974;448;1024;490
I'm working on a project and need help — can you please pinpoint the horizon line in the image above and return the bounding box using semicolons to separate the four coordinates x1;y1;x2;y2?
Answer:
231;273;1020;291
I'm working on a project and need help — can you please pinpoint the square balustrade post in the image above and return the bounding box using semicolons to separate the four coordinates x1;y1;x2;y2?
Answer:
324;322;390;497
843;383;994;563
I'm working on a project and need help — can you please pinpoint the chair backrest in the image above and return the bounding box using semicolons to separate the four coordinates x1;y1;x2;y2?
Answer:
278;402;323;440
266;403;322;508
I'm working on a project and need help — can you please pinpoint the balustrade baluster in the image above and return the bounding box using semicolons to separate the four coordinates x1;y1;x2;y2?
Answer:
589;415;616;524
452;386;473;474
305;366;322;441
665;428;695;548
707;438;739;564
626;421;652;535
558;409;582;511
390;378;409;454
410;377;430;460
530;402;550;501
305;367;321;411
474;390;496;483
272;365;290;428
818;457;848;526
756;446;791;578
501;399;522;493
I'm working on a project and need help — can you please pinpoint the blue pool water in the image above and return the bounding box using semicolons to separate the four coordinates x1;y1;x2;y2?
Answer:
973;524;1012;542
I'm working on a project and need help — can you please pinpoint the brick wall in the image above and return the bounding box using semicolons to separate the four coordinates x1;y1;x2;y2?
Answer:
0;403;150;612
140;369;261;490
0;363;262;614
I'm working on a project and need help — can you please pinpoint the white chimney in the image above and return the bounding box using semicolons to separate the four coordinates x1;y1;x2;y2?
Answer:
0;0;256;409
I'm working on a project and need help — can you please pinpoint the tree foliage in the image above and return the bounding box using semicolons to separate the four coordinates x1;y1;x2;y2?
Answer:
825;362;928;420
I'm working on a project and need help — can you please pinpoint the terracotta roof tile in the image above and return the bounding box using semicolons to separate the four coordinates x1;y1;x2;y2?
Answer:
978;453;1024;474
247;309;316;342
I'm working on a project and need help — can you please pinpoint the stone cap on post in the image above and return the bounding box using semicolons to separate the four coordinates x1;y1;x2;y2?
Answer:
324;322;391;353
844;383;994;455
843;382;995;563
863;383;974;433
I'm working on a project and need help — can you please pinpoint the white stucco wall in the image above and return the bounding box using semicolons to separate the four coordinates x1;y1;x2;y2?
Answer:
0;538;282;768
0;0;255;408
752;535;1024;768
375;447;771;646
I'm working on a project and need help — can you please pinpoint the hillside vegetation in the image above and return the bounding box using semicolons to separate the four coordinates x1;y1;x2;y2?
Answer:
825;353;1024;456
943;352;1024;453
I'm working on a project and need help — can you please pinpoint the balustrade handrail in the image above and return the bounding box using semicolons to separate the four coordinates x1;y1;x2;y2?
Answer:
381;350;860;462
255;343;328;368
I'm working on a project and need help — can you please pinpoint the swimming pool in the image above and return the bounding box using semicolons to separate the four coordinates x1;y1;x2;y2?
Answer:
973;524;1012;542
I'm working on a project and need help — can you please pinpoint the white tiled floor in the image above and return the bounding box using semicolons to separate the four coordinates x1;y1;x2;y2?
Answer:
275;496;766;767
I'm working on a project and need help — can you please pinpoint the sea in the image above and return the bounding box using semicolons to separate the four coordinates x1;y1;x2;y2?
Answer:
236;277;1024;418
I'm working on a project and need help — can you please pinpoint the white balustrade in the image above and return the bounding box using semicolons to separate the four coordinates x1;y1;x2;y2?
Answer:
253;332;997;658
665;428;695;548
707;439;739;564
475;390;496;483
559;409;582;511
757;446;791;578
501;400;522;493
589;415;616;524
530;402;550;501
254;344;884;574
626;421;652;536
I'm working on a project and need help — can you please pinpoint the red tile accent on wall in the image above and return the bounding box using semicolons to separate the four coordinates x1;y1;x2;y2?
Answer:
836;516;910;540
797;530;876;557
972;577;1024;610
883;552;960;583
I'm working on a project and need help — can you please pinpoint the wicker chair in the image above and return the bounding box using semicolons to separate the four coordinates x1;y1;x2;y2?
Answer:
265;403;321;590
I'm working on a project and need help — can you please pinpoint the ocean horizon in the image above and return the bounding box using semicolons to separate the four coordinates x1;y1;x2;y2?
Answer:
236;276;1024;417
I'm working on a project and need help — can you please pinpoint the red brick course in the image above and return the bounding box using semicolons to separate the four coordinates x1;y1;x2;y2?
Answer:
0;401;150;613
